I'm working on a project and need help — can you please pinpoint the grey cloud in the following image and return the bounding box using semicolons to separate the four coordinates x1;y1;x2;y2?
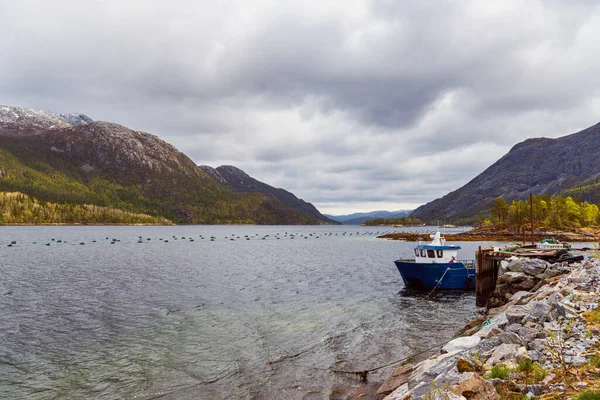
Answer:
1;1;600;213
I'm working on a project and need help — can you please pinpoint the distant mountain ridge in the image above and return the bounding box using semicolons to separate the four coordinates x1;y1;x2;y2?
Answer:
326;210;412;225
199;165;339;224
411;121;600;223
0;105;331;225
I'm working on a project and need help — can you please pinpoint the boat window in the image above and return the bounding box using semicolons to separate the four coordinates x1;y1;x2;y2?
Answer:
414;249;419;257
437;250;443;258
427;250;435;258
420;249;426;257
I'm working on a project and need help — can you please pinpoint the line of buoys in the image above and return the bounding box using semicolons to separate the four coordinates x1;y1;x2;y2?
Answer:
1;228;409;249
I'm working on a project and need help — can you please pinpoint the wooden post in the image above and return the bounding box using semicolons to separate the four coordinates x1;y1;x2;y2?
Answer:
530;192;534;245
475;247;502;307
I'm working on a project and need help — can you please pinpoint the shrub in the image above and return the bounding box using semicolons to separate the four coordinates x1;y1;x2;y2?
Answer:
578;391;600;400
487;364;510;379
589;354;600;368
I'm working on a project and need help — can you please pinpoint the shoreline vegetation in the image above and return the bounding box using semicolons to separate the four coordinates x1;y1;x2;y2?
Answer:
378;226;600;243
362;217;424;227
378;194;600;242
0;192;173;225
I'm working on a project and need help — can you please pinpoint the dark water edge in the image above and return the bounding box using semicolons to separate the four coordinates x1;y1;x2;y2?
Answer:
0;225;494;399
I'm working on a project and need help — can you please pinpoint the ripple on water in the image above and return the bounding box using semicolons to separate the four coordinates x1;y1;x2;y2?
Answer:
0;225;482;399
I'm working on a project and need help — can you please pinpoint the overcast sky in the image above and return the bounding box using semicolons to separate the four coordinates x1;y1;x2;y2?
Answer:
2;1;600;214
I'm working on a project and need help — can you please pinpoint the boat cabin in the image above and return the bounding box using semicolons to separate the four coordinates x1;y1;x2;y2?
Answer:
414;232;461;264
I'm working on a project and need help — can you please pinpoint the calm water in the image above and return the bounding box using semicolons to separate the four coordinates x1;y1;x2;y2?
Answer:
0;225;490;400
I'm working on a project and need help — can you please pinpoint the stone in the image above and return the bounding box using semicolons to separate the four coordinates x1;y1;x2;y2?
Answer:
528;349;541;361
511;258;548;276
522;300;552;323
496;332;525;345
564;355;588;365
506;304;533;324
451;373;499;400
536;264;571;281
569;268;591;285
442;336;481;354
485;343;520;366
474;313;508;338
515;346;530;362
510;291;532;303
542;372;556;385
525;384;542;396
433;393;466;400
496;272;537;294
518;326;538;342
505;323;523;334
470;336;502;356
377;364;416;395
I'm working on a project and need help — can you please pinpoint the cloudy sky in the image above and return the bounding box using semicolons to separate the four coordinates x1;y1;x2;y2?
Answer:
2;1;600;214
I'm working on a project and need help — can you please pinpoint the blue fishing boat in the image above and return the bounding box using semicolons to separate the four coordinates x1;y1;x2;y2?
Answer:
394;232;476;290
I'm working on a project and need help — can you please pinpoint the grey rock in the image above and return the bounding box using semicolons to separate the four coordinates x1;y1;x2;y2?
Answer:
506;304;533;324
507;258;548;276
471;336;503;356
569;268;591;285
536;263;571;280
474;313;508;338
528;349;541;361
523;300;552;323
505;323;523;333
441;336;481;354
497;272;537;293
518;326;538;342
526;384;543;396
510;290;532;303
485;343;521;366
527;338;547;353
497;332;525;345
565;355;588;365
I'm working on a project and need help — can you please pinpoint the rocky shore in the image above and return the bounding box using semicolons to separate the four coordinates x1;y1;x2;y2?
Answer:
378;227;599;242
350;256;600;399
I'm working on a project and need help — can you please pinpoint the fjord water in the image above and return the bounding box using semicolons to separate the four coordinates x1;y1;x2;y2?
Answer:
1;226;484;400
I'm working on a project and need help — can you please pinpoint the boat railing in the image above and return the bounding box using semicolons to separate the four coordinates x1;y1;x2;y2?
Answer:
460;259;476;267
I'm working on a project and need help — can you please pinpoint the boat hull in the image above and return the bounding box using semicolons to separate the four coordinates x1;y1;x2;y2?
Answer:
393;260;476;290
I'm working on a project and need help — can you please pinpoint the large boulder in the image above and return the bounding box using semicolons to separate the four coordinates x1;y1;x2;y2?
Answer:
452;373;499;400
505;304;533;324
495;272;537;298
523;300;552;323
377;364;416;396
442;336;481;354
507;258;548;276
485;343;521;366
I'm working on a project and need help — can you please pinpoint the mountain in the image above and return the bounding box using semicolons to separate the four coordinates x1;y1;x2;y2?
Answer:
0;105;327;225
326;210;412;225
199;165;339;224
411;122;600;223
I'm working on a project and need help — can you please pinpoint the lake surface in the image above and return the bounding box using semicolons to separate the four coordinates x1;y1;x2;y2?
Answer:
0;225;494;399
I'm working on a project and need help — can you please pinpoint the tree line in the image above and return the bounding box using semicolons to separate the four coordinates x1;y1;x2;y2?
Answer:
363;216;424;226
0;192;172;225
489;194;600;229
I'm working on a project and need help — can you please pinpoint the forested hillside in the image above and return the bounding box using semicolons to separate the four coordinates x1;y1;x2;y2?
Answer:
0;192;170;224
0;105;326;225
488;194;600;229
411;122;600;224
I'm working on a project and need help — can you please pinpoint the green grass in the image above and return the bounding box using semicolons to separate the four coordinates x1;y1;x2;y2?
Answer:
487;364;510;379
578;391;600;400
